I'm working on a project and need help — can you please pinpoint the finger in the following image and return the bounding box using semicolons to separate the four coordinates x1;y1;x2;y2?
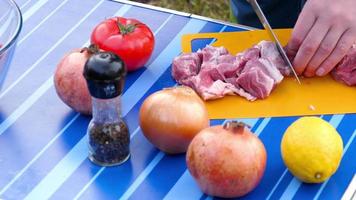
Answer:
292;18;330;75
304;25;346;77
286;2;316;56
316;28;356;76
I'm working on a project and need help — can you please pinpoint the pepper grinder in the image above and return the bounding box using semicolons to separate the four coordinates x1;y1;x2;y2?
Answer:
83;52;130;166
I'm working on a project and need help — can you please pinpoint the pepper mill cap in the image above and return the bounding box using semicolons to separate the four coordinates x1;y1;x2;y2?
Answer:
83;52;127;99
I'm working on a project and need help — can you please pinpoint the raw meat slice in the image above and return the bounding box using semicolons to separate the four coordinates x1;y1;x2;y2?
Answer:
236;47;260;68
200;80;236;100
195;67;214;89
236;58;280;99
224;77;257;101
243;47;260;60
203;54;241;80
225;77;237;85
172;43;286;101
217;54;243;79
257;58;284;84
197;79;256;101
217;54;236;64
232;85;257;101
180;64;256;101
180;76;197;91
332;45;356;86
197;45;229;63
179;70;211;93
201;63;225;81
242;58;283;84
236;68;275;99
172;52;201;83
257;40;292;76
182;68;235;100
216;63;240;78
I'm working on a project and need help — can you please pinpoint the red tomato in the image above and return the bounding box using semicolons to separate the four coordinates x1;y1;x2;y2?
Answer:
91;17;154;72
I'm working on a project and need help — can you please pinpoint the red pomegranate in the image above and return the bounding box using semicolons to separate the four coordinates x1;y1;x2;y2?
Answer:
54;48;92;115
186;121;267;198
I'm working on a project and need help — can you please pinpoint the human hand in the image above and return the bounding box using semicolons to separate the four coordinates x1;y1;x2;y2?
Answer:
286;0;356;77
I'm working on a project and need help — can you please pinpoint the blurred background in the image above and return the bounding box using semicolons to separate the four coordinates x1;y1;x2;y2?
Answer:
131;0;232;22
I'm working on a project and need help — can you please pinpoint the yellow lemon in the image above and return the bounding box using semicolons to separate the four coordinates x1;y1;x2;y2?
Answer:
281;117;343;183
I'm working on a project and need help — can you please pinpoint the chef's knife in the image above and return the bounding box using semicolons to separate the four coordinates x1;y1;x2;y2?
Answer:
246;0;301;84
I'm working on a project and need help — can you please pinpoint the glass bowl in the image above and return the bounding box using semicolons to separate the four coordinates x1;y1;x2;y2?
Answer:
0;0;22;90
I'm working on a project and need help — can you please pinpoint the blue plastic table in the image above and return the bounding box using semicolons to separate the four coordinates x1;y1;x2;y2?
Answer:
0;0;355;199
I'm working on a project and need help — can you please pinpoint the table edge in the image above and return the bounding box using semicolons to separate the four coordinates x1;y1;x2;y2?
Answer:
109;0;257;30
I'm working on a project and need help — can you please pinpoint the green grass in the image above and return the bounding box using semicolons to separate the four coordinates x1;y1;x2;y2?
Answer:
131;0;232;22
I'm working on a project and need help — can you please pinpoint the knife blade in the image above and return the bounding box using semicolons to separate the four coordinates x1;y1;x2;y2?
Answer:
247;0;301;84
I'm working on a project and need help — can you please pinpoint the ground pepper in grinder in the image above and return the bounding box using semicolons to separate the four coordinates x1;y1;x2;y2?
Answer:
83;52;130;166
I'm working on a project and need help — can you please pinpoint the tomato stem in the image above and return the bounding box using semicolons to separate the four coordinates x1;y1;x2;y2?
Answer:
117;22;138;35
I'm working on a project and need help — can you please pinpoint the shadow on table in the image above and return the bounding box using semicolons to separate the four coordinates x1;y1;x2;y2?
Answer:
87;131;159;199
59;111;91;151
0;108;6;122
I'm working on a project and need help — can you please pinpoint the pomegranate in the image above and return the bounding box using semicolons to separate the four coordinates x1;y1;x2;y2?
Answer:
186;121;267;198
54;48;92;115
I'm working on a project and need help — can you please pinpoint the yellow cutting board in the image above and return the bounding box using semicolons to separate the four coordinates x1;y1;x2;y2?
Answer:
181;29;356;119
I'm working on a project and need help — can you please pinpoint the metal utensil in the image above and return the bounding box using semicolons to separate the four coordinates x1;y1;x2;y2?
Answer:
247;0;301;84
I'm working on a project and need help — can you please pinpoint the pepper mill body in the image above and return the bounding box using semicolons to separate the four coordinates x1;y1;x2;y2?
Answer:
83;52;130;166
88;96;130;166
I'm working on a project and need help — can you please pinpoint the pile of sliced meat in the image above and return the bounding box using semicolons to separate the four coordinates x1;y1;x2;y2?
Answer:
172;40;290;101
332;44;356;86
